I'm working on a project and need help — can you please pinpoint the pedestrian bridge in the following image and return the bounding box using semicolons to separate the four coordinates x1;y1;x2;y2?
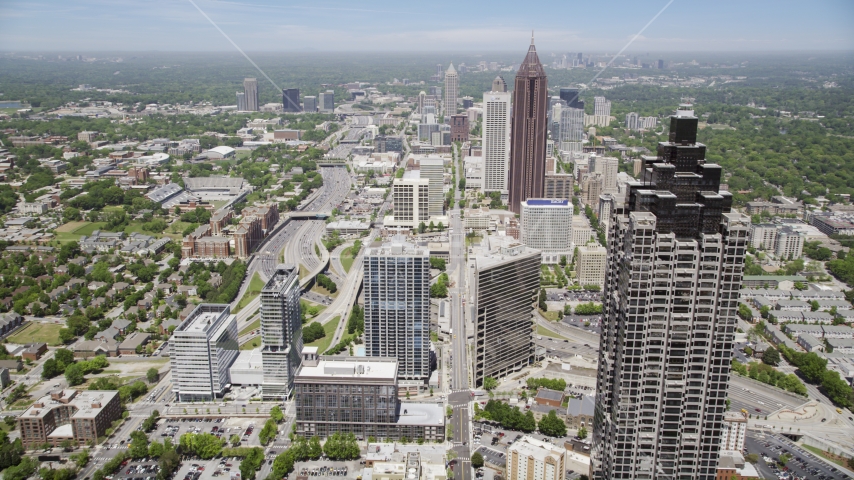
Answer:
287;211;330;220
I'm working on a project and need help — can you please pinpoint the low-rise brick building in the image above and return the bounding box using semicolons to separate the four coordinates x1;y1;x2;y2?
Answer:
18;390;121;447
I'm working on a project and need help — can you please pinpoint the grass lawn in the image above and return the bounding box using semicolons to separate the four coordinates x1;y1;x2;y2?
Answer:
240;335;260;350
239;318;261;337
303;303;326;319
340;247;355;272
210;200;229;210
56;221;88;233
233;272;265;313
8;322;64;346
165;221;198;240
536;325;568;341
802;445;848;468
53;221;108;243
305;315;340;353
73;222;107;236
311;283;339;298
299;264;310;280
540;310;561;321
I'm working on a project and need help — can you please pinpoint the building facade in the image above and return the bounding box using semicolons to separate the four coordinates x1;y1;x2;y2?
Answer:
170;304;239;402
591;104;750;480
450;114;469;142
419;158;445;218
520;199;573;264
319;90;335;113
544;173;573;200
483;90;511;193
472;237;540;387
576;245;607;289
508;37;548;214
304;95;317;112
243;78;259;112
443;64;459;116
721;411;748;452
18;390;122;447
390;178;430;228
282;88;301;112
261;265;304;399
507;436;567;480
364;240;431;381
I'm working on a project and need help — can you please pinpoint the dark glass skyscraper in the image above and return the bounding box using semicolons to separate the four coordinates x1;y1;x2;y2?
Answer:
282;88;301;112
508;36;548;214
559;87;585;110
591;104;751;479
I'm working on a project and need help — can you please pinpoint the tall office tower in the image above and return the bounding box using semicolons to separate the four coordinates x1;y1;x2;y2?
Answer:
417;91;427;113
593;96;611;117
450;114;469;142
303;96;317;113
282;88;301;112
443;63;459;116
260;264;303;399
429;85;441;97
472;236;540;387
236;92;246;111
492;75;507;93
244;78;259;111
559;106;584;152
520;199;573;264
591;104;750;480
626;112;639;131
318;90;335;113
482;89;512;192
559;87;585;110
436;64;443;77
171;304;239;402
589;155;619;194
508;36;548;214
391;177;429;228
419;157;445;217
364;239;430;382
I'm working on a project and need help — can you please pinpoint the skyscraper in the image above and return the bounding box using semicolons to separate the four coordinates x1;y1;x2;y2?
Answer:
559;106;584;153
282;88;301;113
260;265;303;399
472;236;540;387
243;77;259;112
419;157;445;217
591;104;751;480
482;89;511;192
450;114;469;142
171;304;239;402
508;36;548;214
520;199;573;264
559;87;585;110
236;92;246;111
318;90;335;113
492;75;507;93
593;96;611;117
443;63;459;117
303;96;317;113
364;239;430;382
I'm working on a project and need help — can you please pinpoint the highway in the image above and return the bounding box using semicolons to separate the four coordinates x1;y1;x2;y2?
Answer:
447;143;472;480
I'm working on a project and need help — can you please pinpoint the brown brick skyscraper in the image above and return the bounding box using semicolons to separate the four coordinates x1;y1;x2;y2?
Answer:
508;35;548;214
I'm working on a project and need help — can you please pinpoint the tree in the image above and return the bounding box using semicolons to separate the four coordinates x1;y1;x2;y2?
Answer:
148;441;165;459
64;363;85;386
270;405;284;423
72;449;90;468
230;435;241;447
322;432;360;460
577;426;588;440
308;436;322;460
129;431;149;459
520;410;537;433
471;451;484;469
179;433;224;459
537;410;567;437
483;377;498;391
258;419;278;445
4;457;39;480
538;288;547;312
147;368;159;383
762;347;780;366
745;453;759;464
418;222;427;234
55;348;75;367
799;352;828;382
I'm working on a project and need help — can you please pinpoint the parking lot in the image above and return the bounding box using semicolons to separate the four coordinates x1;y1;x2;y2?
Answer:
293;459;362;478
115;459;160;480
472;421;574;454
561;315;603;334
148;417;267;448
746;430;853;480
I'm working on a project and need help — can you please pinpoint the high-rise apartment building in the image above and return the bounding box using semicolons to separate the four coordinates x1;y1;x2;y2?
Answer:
589;155;619;194
318;90;335;113
507;436;567;480
492;75;507;93
364;239;430;382
303;95;317;113
483;89;511;193
593;96;610;117
471;236;540;387
544;173;573;200
721;411;748;452
576;245;606;288
236;92;246;111
559;106;584;152
260;265;303;399
582;172;603;206
170;304;239;402
508;37;548;214
390;177;429;228
244;78;259;112
282;88;301;112
591;104;750;480
626;112;639;131
419;158;445;217
520;199;573;264
450;114;469;142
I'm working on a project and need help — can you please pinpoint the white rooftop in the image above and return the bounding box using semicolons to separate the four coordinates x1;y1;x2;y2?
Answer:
297;357;398;380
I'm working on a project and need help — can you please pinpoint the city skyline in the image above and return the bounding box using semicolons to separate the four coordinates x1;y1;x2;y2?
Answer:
1;0;852;51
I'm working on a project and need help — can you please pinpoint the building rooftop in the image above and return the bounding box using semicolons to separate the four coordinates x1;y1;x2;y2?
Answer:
472;235;541;271
296;356;398;381
508;435;564;462
395;402;444;427
22;389;119;420
177;304;231;335
566;394;595;417
535;388;564;402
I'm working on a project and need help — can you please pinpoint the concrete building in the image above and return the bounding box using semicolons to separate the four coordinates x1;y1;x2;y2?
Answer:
572;216;594;247
170;304;239;402
364;239;431;382
319;90;335;113
593;96;611;117
591;104;749;480
450;114;468;142
520;199;573;264
389;177;430;229
261;265;303;399
419;158;445;218
18;390;121;447
721;411;748;452
544;173;573;200
581;173;603;206
443;64;458;116
506;436;567;480
243;78;259;112
294;351;444;441
559;106;584;153
749;224;805;259
482;89;511;193
303;95;317;113
589;156;619;194
471;236;540;387
576;245;606;289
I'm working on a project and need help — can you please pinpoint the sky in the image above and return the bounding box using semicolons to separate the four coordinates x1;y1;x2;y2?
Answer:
1;0;853;53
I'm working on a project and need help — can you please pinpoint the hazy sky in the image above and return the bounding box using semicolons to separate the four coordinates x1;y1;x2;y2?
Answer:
1;0;852;52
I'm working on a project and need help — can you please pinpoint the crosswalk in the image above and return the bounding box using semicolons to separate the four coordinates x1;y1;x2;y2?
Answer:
450;389;470;393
